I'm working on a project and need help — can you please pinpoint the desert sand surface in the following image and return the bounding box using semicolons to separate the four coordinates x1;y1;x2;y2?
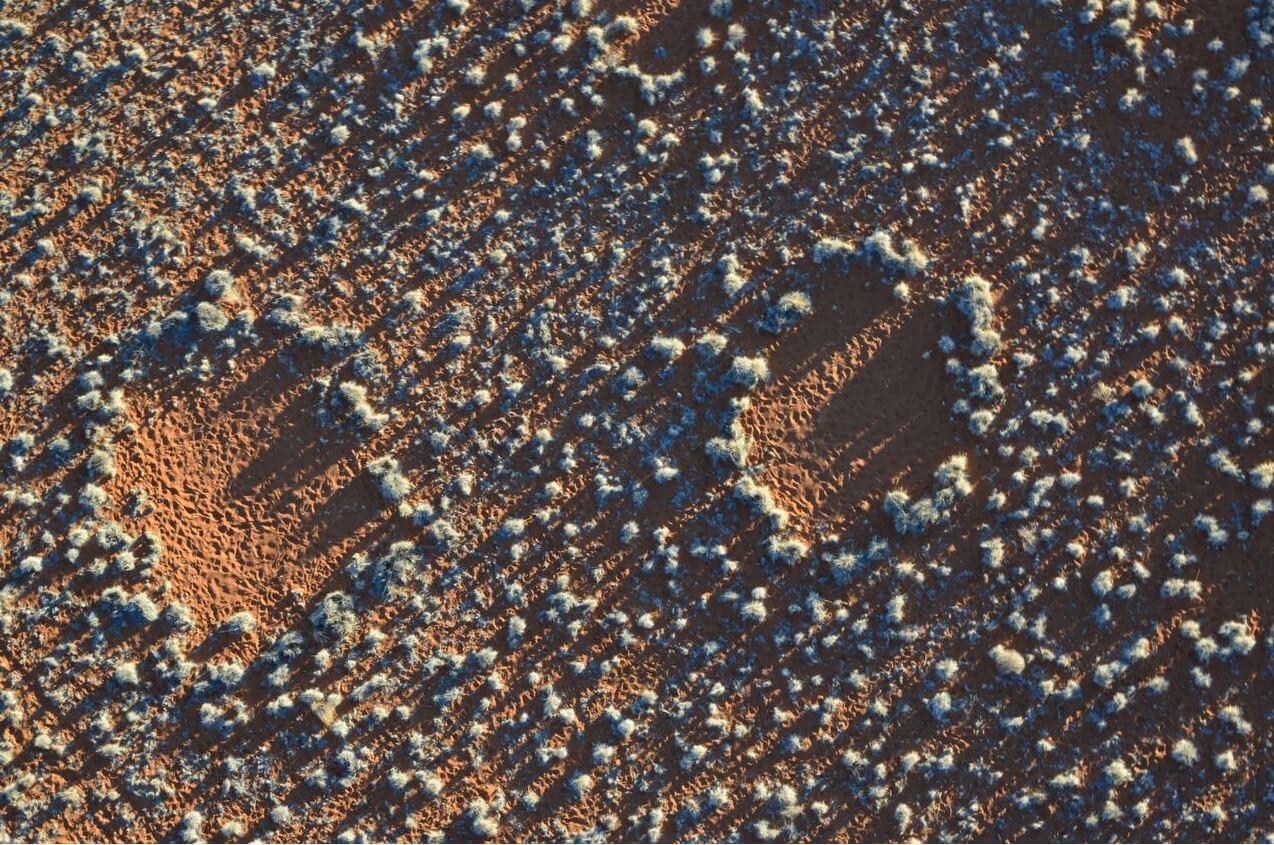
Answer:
0;0;1271;841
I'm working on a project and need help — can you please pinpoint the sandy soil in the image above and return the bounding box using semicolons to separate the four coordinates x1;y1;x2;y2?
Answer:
0;0;1271;841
